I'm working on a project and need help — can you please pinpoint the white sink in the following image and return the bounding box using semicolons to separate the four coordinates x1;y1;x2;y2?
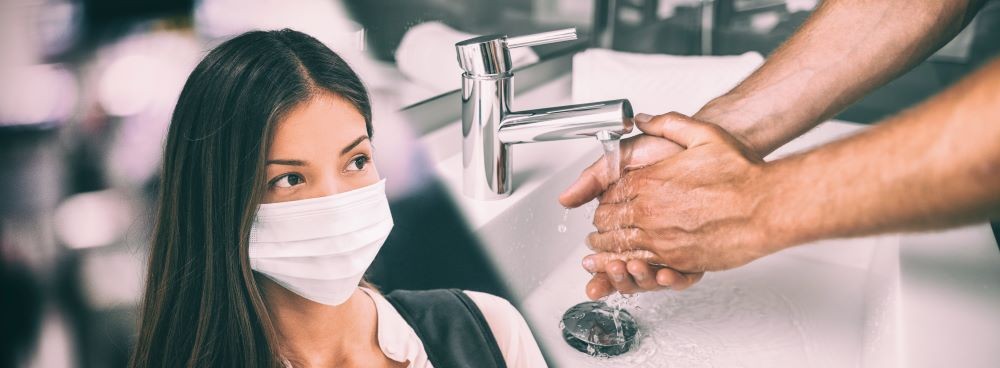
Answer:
420;74;1000;367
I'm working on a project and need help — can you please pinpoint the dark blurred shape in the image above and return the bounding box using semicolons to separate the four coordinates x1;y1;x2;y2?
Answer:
0;243;44;368
0;129;64;216
55;253;134;368
76;0;194;53
83;0;193;28
368;181;512;301
991;222;999;250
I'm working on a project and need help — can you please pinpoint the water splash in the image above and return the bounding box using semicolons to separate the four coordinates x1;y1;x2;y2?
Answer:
603;291;638;348
598;133;622;184
565;275;811;367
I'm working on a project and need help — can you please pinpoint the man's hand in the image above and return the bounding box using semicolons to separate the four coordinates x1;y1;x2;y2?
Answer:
587;112;785;274
580;253;704;300
559;120;683;208
561;113;707;299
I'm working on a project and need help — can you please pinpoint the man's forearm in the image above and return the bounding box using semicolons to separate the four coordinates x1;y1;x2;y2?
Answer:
694;0;985;155
760;57;1000;249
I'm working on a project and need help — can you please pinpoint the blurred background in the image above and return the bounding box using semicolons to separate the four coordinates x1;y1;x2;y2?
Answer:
1;0;997;367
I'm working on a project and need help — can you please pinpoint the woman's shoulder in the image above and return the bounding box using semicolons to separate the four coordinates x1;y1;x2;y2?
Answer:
378;288;547;367
461;291;548;368
381;289;528;335
461;291;522;323
379;288;522;323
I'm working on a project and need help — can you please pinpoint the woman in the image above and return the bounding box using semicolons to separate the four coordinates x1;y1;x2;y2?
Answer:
131;29;546;368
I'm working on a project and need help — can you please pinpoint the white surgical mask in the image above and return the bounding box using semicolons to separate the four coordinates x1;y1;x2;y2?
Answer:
249;179;393;306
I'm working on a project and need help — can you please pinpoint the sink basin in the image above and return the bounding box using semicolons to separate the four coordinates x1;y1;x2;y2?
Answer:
524;236;889;367
420;73;1000;367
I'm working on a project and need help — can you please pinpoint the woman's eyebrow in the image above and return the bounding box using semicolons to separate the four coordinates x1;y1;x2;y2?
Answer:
340;135;370;155
266;159;307;166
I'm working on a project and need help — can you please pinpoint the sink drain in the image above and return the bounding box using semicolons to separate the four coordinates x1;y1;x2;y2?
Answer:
560;301;639;357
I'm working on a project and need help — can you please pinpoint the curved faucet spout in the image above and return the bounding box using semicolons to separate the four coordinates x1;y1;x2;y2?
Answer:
498;99;634;144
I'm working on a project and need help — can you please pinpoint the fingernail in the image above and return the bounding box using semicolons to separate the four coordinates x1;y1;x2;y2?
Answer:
634;113;653;123
582;257;596;272
634;272;645;281
611;273;624;282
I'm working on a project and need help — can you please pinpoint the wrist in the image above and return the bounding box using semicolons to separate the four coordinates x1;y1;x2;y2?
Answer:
695;93;770;155
751;158;822;254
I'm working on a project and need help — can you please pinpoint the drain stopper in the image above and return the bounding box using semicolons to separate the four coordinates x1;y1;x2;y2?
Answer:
560;301;638;357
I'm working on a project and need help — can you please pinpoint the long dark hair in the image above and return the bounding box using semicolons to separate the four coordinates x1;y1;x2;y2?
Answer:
131;29;372;368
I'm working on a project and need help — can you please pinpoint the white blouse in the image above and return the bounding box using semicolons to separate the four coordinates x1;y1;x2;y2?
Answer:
359;288;548;368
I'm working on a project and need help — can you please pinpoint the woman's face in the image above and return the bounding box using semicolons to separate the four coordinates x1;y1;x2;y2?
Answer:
262;93;378;204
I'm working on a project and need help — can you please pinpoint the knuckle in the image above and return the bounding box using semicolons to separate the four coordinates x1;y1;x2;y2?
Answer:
662;111;686;121
607;260;625;273
704;121;725;135
632;176;653;190
592;207;609;226
586;232;601;249
625;260;645;274
633;198;656;223
636;228;655;247
616;182;635;200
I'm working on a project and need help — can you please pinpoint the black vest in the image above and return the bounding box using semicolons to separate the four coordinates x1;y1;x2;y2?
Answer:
383;289;508;368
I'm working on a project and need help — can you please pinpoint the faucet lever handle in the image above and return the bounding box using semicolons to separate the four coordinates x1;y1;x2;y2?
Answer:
505;28;577;49
456;28;578;76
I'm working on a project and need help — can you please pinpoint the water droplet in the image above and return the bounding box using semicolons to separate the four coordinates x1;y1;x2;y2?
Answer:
556;208;571;233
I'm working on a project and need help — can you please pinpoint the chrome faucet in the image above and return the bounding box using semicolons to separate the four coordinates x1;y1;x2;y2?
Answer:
456;28;634;200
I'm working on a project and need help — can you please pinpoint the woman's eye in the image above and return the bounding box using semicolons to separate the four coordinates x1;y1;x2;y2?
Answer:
272;173;305;188
346;155;370;172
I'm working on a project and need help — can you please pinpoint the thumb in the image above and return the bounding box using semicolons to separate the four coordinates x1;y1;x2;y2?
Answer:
558;155;609;208
635;112;720;149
